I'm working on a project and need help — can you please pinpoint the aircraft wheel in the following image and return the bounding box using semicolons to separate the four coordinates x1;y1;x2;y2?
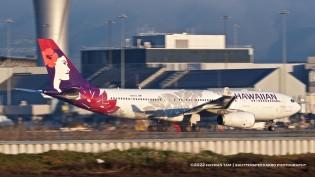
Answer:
148;125;157;132
267;126;275;131
157;126;168;132
180;125;191;132
191;123;200;132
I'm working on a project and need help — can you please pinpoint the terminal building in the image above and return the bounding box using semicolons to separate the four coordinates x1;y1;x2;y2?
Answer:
81;33;254;76
0;56;37;67
80;33;306;97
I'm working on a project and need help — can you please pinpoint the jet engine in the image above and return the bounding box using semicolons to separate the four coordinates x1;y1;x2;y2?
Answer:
217;112;255;128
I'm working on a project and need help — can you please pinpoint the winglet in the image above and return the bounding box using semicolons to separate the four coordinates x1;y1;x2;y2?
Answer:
223;87;232;96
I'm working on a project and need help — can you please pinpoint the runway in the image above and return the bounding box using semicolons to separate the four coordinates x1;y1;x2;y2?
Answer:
0;129;313;141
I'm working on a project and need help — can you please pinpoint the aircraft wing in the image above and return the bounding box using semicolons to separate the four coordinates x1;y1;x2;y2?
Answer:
181;95;236;116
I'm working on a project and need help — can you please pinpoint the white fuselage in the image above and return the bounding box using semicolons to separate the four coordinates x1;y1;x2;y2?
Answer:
104;89;300;121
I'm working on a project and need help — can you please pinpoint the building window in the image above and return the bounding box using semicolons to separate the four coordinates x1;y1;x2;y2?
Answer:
175;40;189;48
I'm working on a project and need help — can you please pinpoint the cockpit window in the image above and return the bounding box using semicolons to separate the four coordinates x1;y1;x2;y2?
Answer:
290;99;295;103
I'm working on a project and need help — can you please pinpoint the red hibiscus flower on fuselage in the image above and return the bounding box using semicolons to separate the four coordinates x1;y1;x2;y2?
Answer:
77;87;119;114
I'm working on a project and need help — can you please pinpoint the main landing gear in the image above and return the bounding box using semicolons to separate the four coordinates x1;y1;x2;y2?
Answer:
183;114;201;132
147;120;201;132
179;122;201;132
147;120;169;132
266;121;276;131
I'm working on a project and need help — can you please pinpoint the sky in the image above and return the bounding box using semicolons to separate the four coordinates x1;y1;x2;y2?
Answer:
1;0;315;64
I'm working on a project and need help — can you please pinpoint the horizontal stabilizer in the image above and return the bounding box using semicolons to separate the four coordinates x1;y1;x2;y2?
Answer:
14;88;43;93
14;88;53;99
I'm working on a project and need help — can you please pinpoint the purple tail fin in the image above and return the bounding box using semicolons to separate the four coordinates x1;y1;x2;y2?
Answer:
38;38;90;92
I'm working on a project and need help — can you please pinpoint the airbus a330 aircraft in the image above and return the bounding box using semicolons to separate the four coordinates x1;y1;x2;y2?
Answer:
30;38;301;131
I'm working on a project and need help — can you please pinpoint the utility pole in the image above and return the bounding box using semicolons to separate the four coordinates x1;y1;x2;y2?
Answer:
117;14;128;88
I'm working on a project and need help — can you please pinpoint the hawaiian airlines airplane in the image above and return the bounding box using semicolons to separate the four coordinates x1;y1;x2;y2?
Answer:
30;38;301;131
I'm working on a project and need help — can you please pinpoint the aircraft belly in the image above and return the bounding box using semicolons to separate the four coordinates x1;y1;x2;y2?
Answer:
252;103;277;120
111;101;136;119
230;101;276;121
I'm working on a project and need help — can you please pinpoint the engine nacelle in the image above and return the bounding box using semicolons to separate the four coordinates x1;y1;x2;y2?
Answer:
217;112;255;128
245;122;266;130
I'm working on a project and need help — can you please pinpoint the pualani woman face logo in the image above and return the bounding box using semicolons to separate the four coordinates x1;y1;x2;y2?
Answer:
42;48;70;92
54;56;70;92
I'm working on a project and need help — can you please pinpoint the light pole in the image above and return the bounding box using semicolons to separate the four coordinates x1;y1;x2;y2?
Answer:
223;15;231;69
280;9;289;94
117;14;128;88
4;18;14;105
233;23;240;47
223;15;230;47
280;10;289;65
218;16;230;88
105;20;115;48
105;20;115;66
